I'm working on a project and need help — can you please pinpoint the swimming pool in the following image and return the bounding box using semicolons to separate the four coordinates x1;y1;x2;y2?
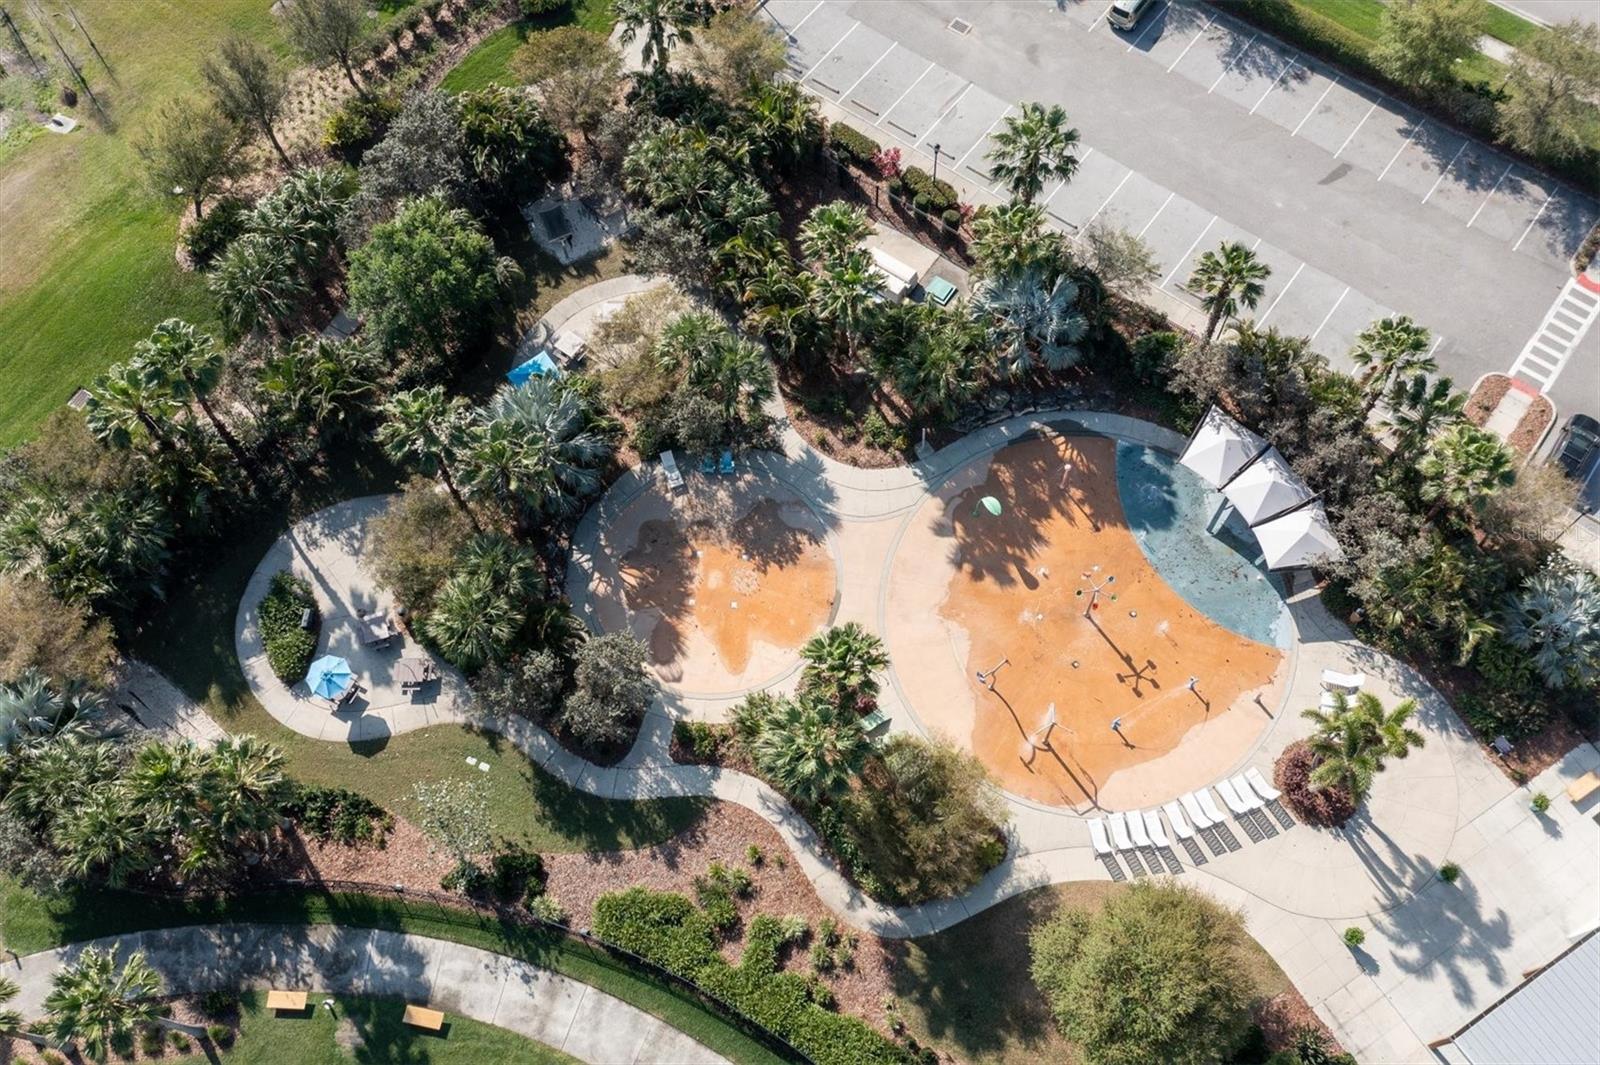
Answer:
1115;441;1290;648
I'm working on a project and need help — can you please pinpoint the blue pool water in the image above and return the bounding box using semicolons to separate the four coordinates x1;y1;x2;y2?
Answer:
1115;441;1289;648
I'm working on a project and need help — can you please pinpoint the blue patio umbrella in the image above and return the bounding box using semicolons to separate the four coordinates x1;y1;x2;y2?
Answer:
506;351;560;387
305;655;354;700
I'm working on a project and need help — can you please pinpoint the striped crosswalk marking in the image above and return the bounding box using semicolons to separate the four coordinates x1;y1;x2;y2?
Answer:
1510;280;1600;391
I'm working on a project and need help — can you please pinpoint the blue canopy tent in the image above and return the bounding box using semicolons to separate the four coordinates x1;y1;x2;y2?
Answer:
305;655;354;701
506;351;560;387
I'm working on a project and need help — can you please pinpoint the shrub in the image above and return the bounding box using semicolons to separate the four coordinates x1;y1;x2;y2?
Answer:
1342;926;1366;948
473;649;565;722
871;145;902;179
323;92;402;164
940;207;963;230
525;891;568;924
1439;861;1461;884
900;166;958;214
169;1030;192;1051
198;990;239;1018
520;0;569;14
258;572;318;682
441;857;490;895
861;410;907;452
561;633;654;748
491;846;547;902
1273;740;1356;828
369;478;478;618
183;196;251;269
829;122;880;168
206;1024;235;1049
674;720;727;763
1531;792;1551;813
746;843;765;867
140;1025;165;1056
282;784;394;846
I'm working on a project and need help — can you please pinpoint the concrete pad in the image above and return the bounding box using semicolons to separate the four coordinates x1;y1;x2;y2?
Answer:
881;64;969;145
785;4;854;79
844;47;929;122
1381;121;1468;201
492;967;587;1049
804;22;893;99
1043;149;1131;230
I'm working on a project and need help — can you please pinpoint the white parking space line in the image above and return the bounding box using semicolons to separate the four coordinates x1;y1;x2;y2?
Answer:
1127;3;1168;51
955;105;1012;170
1166;16;1215;73
1466;163;1515;229
1138;192;1176;238
1426;334;1444;359
787;0;825;36
1512;193;1554;251
1291;75;1339;137
1421;141;1468;205
1208;33;1259;93
1163;216;1216;287
1258;262;1305;325
840;42;895;102
1086;172;1134;227
1249;57;1298;114
1311;286;1350;341
878;61;933;128
1043;149;1094;211
913;83;972;148
1377;123;1421;181
800;21;857;82
1087;3;1111;33
1334;101;1379;159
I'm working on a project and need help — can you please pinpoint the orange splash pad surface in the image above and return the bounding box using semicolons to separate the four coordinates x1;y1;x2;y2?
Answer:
607;492;836;691
886;435;1284;809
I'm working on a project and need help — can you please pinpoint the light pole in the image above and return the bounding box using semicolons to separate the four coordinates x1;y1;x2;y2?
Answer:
930;142;942;180
1075;567;1116;617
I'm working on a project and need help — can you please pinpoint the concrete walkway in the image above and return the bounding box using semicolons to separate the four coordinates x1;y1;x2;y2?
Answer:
2;925;727;1065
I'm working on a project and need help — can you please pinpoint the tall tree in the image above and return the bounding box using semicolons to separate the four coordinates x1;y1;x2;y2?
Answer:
201;36;293;169
970;202;1055;279
1350;315;1435;415
1379;373;1464;466
136;97;246;219
615;0;703;76
685;7;788;103
748;694;869;805
986;102;1081;206
44;947;162;1062
1503;559;1600;690
281;0;373;95
136;319;258;487
465;379;612;527
1498;20;1600;161
377;386;478;525
1188;241;1269;343
799;622;888;710
972;265;1087;376
458;85;567;208
1372;0;1487;90
1417;422;1515;527
1301;691;1424;803
511;26;623;142
810;250;883;362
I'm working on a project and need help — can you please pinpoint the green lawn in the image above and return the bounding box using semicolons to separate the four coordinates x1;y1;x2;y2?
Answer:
0;0;280;450
890;883;1294;1065
175;990;579;1064
0;884;791;1065
1294;0;1540;50
439;0;617;94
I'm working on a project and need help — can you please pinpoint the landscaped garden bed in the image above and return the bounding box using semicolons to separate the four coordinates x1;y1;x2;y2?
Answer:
1465;372;1554;459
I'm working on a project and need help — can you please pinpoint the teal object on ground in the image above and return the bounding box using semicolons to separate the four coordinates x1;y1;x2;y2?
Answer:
926;276;957;306
306;655;354;699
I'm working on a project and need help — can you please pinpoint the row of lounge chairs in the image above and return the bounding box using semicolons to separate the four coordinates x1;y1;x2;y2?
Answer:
1088;767;1284;859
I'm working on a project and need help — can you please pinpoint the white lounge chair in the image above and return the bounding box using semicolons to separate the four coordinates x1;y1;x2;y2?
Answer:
1244;766;1281;803
1127;810;1152;848
1229;774;1264;810
1088;817;1113;857
1107;812;1135;851
1162;800;1195;840
1197;787;1228;825
1215;778;1252;815
1320;689;1361;711
1180;791;1215;830
1321;668;1365;692
659;449;685;493
1143;810;1170;849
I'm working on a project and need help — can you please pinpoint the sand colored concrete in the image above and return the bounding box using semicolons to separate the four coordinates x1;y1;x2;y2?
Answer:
587;476;837;694
885;435;1282;809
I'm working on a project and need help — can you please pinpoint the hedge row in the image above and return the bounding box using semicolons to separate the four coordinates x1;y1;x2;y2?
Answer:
592;888;910;1065
829;122;881;169
1213;0;1599;195
259;571;319;682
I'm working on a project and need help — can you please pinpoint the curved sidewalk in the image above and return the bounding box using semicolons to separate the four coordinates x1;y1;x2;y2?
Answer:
3;925;727;1065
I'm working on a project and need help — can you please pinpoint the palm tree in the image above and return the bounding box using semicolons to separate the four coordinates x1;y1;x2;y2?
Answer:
378;386;479;528
125;740;216;873
799;201;871;267
742;258;817;360
972;265;1087;376
1302;691;1424;803
1418;423;1515;527
811;249;884;362
800;622;889;710
137;318;260;487
52;787;158;887
986;101;1081;206
0;488;171;609
206;735;289;845
0;669;107;752
970;202;1053;279
469;379;613;526
83;360;181;455
1503;560;1600;690
0;975;21;1036
44;946;162;1062
892;307;982;420
1380;373;1464;465
657;322;775;424
208;232;308;339
615;0;702;76
1188;241;1269;343
262;334;380;438
745;81;821;172
421;535;539;669
750;694;870;805
1351;316;1435;415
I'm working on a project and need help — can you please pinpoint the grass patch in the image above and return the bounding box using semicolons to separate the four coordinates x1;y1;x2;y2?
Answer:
439;0;617;94
175;989;580;1063
0;882;791;1065
1294;0;1384;41
886;883;1293;1065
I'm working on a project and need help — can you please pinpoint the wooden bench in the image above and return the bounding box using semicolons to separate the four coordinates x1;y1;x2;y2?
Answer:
1565;770;1600;804
265;990;307;1012
403;1004;446;1032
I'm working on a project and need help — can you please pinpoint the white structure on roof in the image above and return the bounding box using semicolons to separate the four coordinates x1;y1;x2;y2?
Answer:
1222;447;1315;527
1179;405;1268;487
1251;503;1343;571
1443;930;1600;1064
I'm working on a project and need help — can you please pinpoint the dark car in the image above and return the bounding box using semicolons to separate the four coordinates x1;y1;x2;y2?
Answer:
1555;413;1600;480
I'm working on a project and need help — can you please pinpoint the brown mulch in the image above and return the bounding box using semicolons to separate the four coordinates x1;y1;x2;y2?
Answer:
1255;989;1338;1052
1;998;227;1065
1465;373;1554;458
1464;373;1511;426
257;819;455;891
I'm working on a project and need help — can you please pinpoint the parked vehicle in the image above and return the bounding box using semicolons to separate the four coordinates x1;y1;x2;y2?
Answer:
1109;0;1157;31
1555;413;1600;480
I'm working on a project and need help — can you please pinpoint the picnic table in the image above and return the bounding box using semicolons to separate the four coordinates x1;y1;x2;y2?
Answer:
403;1004;446;1031
553;331;587;364
357;612;397;647
398;657;438;689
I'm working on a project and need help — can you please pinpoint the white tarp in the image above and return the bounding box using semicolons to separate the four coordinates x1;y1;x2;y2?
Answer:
1252;504;1344;570
1179;406;1269;488
1222;448;1315;527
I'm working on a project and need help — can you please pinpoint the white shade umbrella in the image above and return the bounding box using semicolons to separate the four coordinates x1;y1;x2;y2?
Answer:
1253;504;1344;570
1222;448;1315;526
1179;406;1269;488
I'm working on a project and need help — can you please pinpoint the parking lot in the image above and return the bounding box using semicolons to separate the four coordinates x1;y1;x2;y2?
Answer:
763;0;1600;414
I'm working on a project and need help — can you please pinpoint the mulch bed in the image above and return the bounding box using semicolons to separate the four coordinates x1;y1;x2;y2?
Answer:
1465;372;1554;458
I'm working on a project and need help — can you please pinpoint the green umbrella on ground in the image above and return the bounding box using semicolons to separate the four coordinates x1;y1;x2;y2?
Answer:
976;495;1003;517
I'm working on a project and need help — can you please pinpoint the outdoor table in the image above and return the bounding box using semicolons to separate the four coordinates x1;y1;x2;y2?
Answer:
553;331;587;362
357;612;396;647
266;990;307;1012
398;658;436;687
